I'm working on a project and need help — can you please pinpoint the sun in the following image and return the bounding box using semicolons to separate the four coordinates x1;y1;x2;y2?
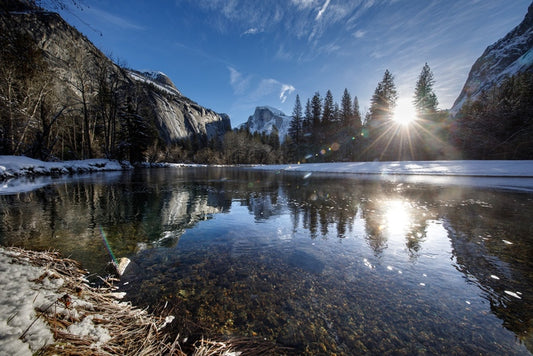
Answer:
393;97;417;126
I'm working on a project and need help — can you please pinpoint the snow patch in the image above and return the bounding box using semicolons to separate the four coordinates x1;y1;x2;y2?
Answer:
0;251;54;355
127;70;181;97
252;160;533;191
67;315;111;346
0;155;131;182
0;248;123;354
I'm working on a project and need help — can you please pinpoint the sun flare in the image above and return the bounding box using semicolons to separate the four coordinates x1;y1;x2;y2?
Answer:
385;200;411;233
393;97;417;126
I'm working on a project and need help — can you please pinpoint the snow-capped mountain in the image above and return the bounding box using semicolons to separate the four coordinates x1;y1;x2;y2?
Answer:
451;3;533;114
241;106;292;142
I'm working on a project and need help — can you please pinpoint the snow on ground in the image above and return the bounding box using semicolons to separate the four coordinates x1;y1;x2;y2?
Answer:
0;155;131;180
0;250;56;355
252;160;533;177
0;248;111;355
1;156;533;193
253;160;533;191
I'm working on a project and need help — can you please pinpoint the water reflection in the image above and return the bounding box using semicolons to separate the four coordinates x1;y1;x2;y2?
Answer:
0;168;532;354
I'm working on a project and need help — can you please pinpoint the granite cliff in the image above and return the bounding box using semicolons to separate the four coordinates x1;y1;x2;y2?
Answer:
0;0;230;159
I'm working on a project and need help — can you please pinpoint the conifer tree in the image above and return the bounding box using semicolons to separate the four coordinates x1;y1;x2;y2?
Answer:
322;90;334;128
341;88;353;127
365;69;398;160
353;96;362;134
311;92;322;135
289;94;303;145
333;102;340;123
413;63;438;116
303;98;312;136
368;69;398;127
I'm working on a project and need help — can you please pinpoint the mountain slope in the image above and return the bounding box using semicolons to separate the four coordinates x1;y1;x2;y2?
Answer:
451;2;533;114
240;106;292;143
0;1;230;160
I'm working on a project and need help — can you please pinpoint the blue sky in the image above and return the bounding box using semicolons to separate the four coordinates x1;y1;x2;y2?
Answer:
58;0;531;127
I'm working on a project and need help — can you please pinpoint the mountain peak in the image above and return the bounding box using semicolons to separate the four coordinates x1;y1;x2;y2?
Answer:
127;69;182;97
241;106;291;142
140;70;177;89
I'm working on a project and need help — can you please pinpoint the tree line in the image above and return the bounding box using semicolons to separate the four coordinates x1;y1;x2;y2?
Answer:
280;63;449;163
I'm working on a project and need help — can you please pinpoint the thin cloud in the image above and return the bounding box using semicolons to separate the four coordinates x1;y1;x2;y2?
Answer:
280;84;296;103
242;27;261;36
275;44;293;61
230;68;295;105
316;0;331;20
86;7;145;30
354;30;366;38
228;66;252;95
253;79;295;103
291;0;316;9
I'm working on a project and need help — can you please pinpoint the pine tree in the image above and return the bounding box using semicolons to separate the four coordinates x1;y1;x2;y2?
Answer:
341;88;353;127
303;98;312;137
353;96;362;134
368;69;398;127
322;90;334;128
365;69;398;160
311;92;322;136
289;94;303;145
412;63;448;160
333;102;340;123
413;63;438;116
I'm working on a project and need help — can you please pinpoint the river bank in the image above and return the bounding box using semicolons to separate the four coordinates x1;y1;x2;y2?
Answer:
0;156;131;180
0;247;242;356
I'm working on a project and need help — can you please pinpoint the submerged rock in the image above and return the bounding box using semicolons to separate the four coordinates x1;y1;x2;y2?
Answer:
288;250;325;274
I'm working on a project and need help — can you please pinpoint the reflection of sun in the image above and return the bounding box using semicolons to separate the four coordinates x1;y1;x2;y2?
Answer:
393;97;417;126
385;200;411;233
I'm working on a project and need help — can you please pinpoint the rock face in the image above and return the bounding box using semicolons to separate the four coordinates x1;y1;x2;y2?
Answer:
127;70;231;143
451;3;533;114
0;1;230;145
241;106;292;142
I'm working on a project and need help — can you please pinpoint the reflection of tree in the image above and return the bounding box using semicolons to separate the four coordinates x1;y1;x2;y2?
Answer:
0;169;232;273
280;177;435;256
441;191;533;350
361;204;388;255
405;227;427;260
281;176;361;240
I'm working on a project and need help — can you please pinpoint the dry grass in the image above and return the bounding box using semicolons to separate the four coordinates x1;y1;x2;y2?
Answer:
6;247;247;356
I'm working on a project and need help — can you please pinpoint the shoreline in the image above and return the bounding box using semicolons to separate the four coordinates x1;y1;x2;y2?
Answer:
3;155;533;194
0;247;243;356
0;156;132;180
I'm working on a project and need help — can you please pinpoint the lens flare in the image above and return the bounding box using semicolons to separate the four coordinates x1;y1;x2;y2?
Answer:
393;97;417;126
99;225;117;265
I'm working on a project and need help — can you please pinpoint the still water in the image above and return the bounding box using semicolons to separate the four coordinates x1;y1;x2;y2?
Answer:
1;167;532;355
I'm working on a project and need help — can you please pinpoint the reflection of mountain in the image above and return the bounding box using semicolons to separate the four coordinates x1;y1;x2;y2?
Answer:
0;170;231;273
158;189;226;244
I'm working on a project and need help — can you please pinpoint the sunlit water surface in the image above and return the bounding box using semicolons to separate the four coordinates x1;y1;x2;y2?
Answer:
1;167;532;355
